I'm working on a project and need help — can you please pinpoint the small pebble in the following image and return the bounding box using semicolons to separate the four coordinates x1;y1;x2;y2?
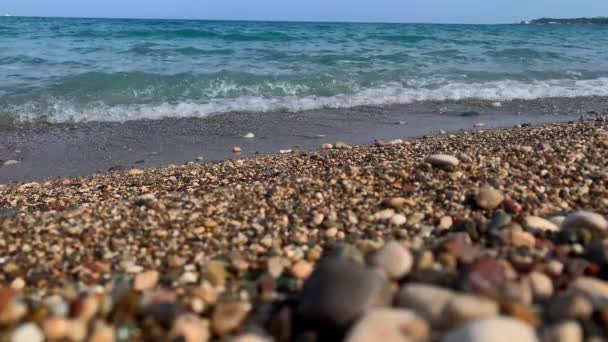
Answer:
439;216;453;230
524;216;559;232
476;185;504;209
528;271;554;301
374;209;395;221
425;154;459;170
134;270;159;291
12;323;44;342
3;160;20;166
441;294;499;328
562;211;608;235
390;214;407;226
442;317;537;342
541;320;582;342
128;169;144;176
387;197;407;209
368;241;413;279
291;260;314;280
267;257;284;278
169;314;210;342
345;308;429;342
212;302;251;337
397;283;455;325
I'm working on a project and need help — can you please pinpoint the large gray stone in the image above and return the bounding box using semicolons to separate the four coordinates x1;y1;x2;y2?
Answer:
297;258;392;327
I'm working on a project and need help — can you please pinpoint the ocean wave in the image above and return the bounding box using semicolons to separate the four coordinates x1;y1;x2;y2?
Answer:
65;28;296;42
124;45;235;57
485;48;576;61
0;55;48;65
7;77;608;123
370;34;436;43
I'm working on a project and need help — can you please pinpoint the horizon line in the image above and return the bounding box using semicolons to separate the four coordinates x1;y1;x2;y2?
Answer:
1;14;521;25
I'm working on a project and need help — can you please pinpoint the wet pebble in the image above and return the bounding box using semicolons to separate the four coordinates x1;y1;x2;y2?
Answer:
2;160;20;167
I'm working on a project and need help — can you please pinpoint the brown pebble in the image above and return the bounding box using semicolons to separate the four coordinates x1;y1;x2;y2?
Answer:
291;260;314;280
211;302;251;337
134;270;160;291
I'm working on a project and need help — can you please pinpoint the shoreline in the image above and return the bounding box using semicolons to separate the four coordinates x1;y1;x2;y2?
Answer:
2;96;607;183
0;118;608;339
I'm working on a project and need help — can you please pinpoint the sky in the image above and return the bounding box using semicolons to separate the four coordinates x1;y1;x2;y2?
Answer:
3;0;608;24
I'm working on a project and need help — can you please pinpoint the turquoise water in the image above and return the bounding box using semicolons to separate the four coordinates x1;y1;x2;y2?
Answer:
2;17;608;123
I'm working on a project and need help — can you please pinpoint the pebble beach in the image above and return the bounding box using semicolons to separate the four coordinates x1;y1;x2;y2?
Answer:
1;118;608;341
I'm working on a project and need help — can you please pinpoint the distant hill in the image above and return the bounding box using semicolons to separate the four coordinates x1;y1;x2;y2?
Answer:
522;17;608;25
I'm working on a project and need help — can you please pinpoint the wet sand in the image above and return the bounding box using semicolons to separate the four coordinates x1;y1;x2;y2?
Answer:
1;96;607;183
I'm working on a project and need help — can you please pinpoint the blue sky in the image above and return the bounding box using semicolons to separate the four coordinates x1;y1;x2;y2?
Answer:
4;0;608;24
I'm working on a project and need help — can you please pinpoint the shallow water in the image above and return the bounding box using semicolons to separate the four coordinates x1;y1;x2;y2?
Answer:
2;17;608;123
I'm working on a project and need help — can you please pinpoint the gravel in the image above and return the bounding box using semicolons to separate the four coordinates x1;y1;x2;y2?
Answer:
1;119;608;340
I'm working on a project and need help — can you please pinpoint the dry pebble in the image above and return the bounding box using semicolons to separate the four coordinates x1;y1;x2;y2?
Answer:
442;317;538;342
346;308;428;342
134;270;159;291
439;216;453;229
0;120;608;341
12;323;44;342
441;294;499;327
528;271;554;301
390;214;407;226
212;302;250;337
476;185;504;209
541;321;582;342
291;260;314;280
562;211;608;234
524;216;560;232
128;168;144;175
425;154;459;169
368;241;413;279
397;283;455;325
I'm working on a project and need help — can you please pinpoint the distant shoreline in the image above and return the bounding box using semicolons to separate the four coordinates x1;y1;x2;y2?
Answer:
522;17;608;25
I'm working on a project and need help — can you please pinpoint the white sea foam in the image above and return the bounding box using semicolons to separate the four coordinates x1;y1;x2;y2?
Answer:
13;77;608;123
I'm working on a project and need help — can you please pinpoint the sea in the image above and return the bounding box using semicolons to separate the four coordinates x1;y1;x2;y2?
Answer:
2;16;608;124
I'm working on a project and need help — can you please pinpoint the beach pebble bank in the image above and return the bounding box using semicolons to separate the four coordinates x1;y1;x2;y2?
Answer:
0;120;607;341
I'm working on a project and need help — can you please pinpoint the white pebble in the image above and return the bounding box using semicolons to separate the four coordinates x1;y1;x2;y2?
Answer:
12;323;44;342
442;317;537;342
